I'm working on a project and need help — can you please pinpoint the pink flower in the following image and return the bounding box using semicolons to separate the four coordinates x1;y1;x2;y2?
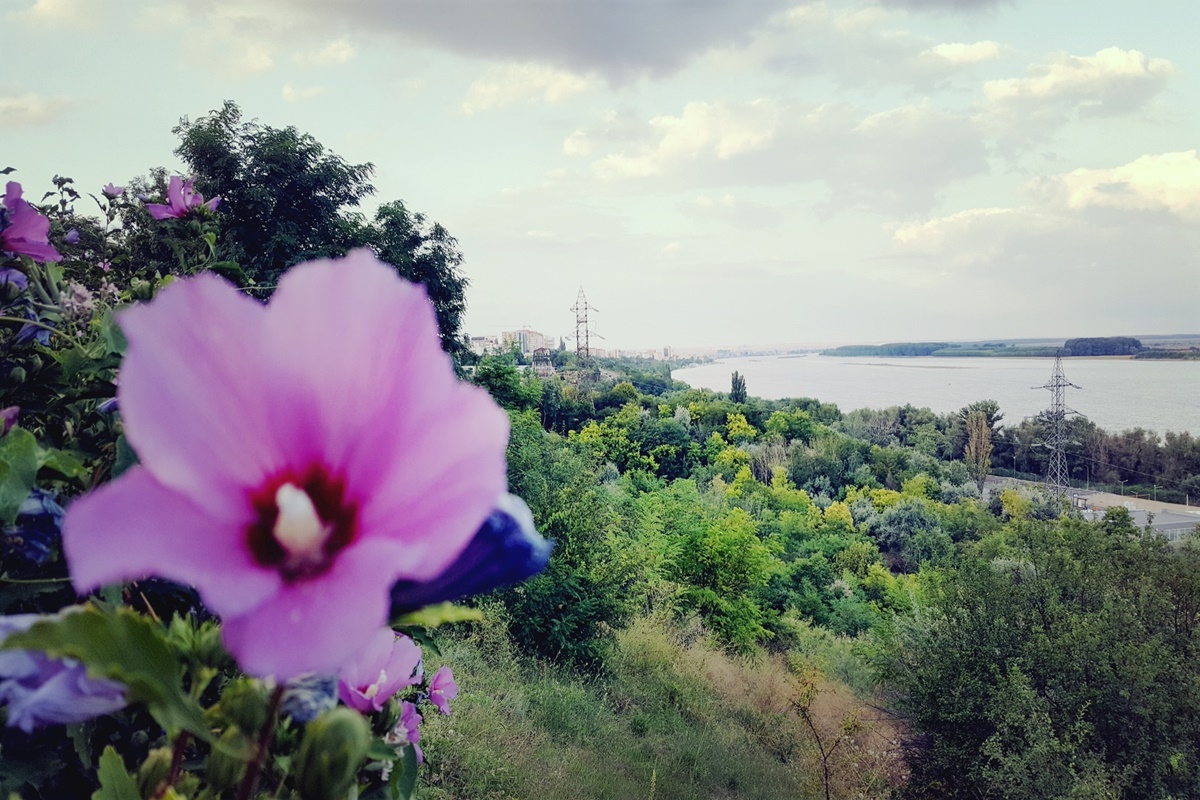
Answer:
101;183;124;199
145;176;220;220
97;261;112;273
387;701;424;764
62;249;509;679
428;666;457;716
337;628;422;713
1;182;62;263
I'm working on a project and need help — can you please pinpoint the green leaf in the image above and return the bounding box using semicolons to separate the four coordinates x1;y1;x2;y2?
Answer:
0;427;40;525
69;721;97;772
113;435;138;478
387;746;419;800
41;447;87;479
3;607;212;741
367;739;400;762
208;261;247;282
391;602;483;629
92;746;140;800
100;309;127;356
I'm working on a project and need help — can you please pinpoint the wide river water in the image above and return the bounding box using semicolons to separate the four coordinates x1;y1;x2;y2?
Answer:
673;355;1200;436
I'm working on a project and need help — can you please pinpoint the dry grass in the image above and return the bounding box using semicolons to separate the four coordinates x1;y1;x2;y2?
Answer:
416;611;906;799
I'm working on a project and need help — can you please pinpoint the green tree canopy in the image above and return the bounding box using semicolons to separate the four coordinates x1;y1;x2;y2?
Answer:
173;101;469;357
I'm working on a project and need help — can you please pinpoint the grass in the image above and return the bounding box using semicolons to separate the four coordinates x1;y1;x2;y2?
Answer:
415;611;903;799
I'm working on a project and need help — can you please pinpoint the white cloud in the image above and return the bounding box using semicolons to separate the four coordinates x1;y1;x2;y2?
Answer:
681;194;786;230
562;130;592;157
462;64;592;114
662;241;681;256
0;93;68;128
888;150;1200;327
282;84;327;103
586;100;986;215
593;99;782;180
979;47;1177;151
302;38;356;65
229;43;275;76
1029;151;1200;221
7;0;88;24
922;41;1002;65
874;0;1009;8
986;47;1174;113
889;207;1062;268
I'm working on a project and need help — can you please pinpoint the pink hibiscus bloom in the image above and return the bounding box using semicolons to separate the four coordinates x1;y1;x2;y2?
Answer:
1;182;62;263
389;701;424;764
62;249;509;679
428;666;457;716
337;628;423;713
145;175;220;220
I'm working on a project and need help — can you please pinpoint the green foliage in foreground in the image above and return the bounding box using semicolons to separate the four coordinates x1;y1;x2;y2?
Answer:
874;518;1200;799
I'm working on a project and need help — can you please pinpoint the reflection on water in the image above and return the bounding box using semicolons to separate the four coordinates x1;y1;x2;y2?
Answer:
674;355;1200;435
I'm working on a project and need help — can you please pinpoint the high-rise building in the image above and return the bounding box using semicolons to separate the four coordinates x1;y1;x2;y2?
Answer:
501;329;548;355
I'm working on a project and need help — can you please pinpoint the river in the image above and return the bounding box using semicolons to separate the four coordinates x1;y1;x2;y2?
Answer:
672;355;1200;436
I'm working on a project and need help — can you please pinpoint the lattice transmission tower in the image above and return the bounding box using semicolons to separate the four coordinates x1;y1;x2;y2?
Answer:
1035;353;1080;503
570;287;601;364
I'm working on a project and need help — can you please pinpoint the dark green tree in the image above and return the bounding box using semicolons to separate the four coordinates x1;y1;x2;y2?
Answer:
172;101;470;357
173;101;374;284
730;370;747;403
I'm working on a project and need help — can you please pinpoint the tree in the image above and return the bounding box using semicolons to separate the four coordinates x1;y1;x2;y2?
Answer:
173;101;374;284
364;200;468;358
172;102;470;357
964;410;993;493
730;370;747;403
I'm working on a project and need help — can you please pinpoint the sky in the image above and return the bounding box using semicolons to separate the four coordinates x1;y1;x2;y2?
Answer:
4;0;1199;350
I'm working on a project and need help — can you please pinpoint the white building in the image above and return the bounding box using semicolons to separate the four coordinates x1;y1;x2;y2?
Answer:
501;329;548;355
469;336;501;356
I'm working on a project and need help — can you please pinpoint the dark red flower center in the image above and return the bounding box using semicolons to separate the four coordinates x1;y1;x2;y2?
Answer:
245;465;359;581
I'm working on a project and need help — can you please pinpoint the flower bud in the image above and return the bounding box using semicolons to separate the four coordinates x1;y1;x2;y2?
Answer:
137;747;173;800
206;727;249;790
292;708;371;800
219;678;270;732
8;366;25;385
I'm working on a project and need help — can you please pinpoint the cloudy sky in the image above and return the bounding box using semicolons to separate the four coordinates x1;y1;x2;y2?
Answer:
5;0;1198;349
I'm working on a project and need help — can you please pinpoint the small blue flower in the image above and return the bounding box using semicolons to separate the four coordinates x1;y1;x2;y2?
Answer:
63;228;80;245
2;489;65;568
389;494;552;615
0;613;127;733
12;305;50;346
0;269;26;308
96;397;120;414
0;268;26;292
280;672;338;723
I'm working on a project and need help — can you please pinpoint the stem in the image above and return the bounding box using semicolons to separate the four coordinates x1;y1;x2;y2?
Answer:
0;577;72;584
237;684;285;800
0;316;88;354
159;730;192;798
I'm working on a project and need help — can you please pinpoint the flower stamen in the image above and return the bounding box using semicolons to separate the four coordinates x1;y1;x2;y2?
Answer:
273;484;330;566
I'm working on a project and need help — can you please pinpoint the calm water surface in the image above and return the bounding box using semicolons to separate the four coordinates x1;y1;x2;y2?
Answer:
673;356;1200;436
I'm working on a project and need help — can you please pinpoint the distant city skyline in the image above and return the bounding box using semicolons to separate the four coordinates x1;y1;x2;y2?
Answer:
6;0;1199;349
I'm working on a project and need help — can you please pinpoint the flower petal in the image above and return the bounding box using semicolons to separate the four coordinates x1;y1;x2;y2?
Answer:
257;250;508;579
116;274;286;517
166;176;185;212
62;467;280;617
358;380;509;580
220;539;406;679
